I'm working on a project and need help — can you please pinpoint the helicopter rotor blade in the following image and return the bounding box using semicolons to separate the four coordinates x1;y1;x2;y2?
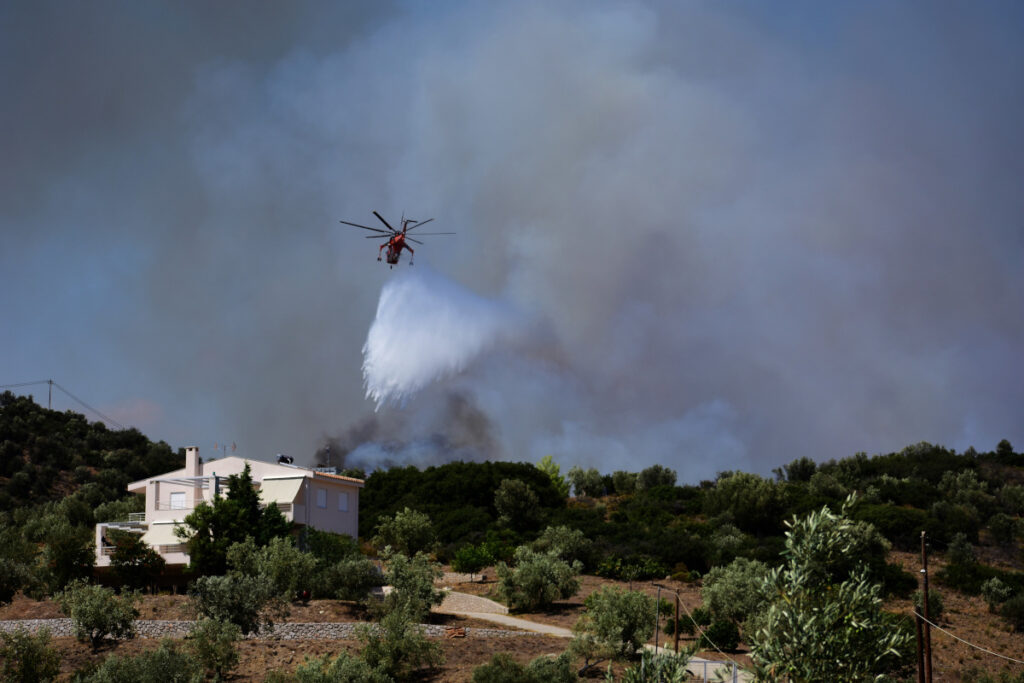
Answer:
405;218;434;231
407;237;424;245
406;232;456;235
373;211;397;232
339;220;391;234
365;235;391;239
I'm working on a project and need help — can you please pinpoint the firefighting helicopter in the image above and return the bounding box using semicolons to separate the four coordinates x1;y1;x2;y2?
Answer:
339;211;455;268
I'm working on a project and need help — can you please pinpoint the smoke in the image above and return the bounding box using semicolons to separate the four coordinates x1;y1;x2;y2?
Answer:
2;2;1023;481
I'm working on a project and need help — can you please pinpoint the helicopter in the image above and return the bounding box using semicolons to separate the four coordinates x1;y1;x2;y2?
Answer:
339;211;455;268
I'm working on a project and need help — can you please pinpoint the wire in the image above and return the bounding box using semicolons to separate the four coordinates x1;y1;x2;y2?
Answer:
2;379;125;430
919;613;1024;665
659;585;746;674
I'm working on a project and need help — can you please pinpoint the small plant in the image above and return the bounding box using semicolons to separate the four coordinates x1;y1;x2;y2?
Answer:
81;638;202;682
57;579;139;651
699;619;740;652
913;589;944;622
0;627;61;682
1002;594;1024;631
471;652;575;683
290;652;389;683
187;618;241;681
981;578;1012;613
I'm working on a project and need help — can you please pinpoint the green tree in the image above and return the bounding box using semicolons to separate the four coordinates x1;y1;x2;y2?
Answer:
0;627;61;683
496;546;581;612
187;618;241;682
981;577;1012;613
188;573;277;635
703;471;785;535
567;466;604;498
176;464;291;575
452;544;493;581
494;479;542;530
636;464;676;491
700;557;769;627
108;530;166;592
317;556;384;604
56;579;139;651
536;455;570;498
531;525;594;568
226;536;318;601
357;605;443;680
38;519;95;594
377;549;444;623
290;652;389;683
611;470;639;495
372;507;437;556
471;652;576;683
571;586;655;660
82;639;202;683
748;498;914;682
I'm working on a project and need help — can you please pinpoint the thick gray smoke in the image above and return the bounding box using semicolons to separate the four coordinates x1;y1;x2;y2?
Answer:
2;2;1022;482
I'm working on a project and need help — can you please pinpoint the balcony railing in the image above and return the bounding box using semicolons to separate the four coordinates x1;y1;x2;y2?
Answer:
128;512;145;522
155;501;195;511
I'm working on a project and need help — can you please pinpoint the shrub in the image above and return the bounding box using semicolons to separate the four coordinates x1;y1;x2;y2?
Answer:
471;653;575;683
187;618;240;681
358;604;443;680
188;573;276;635
618;649;694;683
108;530;165;592
0;627;61;682
378;550;444;623
494;479;542;530
57;579;139;651
1002;594;1024;631
227;536;318;601
531;525;594;567
636;464;677;491
291;652;389;683
700;619;740;652
913;589;944;621
947;532;977;566
451;544;492;580
496;547;581;612
612;470;639;495
988;513;1017;547
82;639;202;682
318;556;383;603
700;557;769;625
372;507;437;556
982;578;1013;613
572;586;656;659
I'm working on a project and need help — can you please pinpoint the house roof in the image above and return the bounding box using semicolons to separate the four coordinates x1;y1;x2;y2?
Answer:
127;456;365;493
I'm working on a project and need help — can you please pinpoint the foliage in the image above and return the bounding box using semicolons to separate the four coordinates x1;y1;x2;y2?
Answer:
79;639;203;683
748;499;914;682
700;619;740;652
377;549;444;623
703;472;785;536
451;543;493;579
947;532;977;566
616;649;694;683
988;513;1017;547
595;554;666;583
0;524;34;604
496;546;581;612
38;518;95;595
567;466;605;498
93;496;145;523
611;470;639;495
372;507;437;556
0;627;61;683
357;604;443;680
635;464;677;491
493;479;542;530
572;586;656;659
177;464;292;575
536;455;570;498
57;579;139;651
471;653;576;683
289;652;389;683
531;524;594;568
1002;594;1024;631
188;573;277;635
227;536;317;601
108;530;165;591
187;618;240;681
982;578;1012;612
700;557;769;626
318;556;384;603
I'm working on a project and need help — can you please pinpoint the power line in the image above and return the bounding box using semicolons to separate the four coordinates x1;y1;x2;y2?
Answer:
918;613;1024;666
1;379;125;430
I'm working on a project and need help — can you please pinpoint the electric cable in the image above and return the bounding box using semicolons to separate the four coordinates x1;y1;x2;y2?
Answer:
919;613;1024;665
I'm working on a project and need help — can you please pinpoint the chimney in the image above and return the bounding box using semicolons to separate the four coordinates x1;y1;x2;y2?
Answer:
186;446;202;508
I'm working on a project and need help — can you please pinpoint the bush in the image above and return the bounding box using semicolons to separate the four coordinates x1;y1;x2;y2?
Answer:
81;639;203;682
496;547;581;612
0;627;60;682
358;605;443;680
227;536;318;601
451;544;493;579
57;579;139;651
494;479;542;530
318;556;383;603
188;573;276;635
636;464;677;491
471;653;575;683
947;532;977;566
372;507;437;556
700;619;740;652
912;589;944;621
1002;594;1024;631
187;618;240;681
572;586;656;659
378;550;444;623
531;525;594;568
290;652;389;683
982;578;1013;613
618;650;694;683
701;558;769;625
108;530;165;592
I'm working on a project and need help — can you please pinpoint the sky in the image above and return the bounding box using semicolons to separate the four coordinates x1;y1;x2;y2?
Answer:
2;1;1022;483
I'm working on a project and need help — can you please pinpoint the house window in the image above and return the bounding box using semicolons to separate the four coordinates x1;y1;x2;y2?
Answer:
169;492;185;510
338;492;349;512
316;488;327;508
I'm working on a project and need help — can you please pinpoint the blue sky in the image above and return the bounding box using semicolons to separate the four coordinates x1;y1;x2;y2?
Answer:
2;1;1022;481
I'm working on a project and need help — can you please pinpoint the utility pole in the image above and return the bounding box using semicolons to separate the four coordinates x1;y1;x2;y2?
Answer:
921;531;933;683
915;603;925;683
674;593;681;653
47;379;52;409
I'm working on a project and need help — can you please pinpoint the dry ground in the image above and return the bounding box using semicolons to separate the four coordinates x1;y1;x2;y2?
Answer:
4;556;1023;681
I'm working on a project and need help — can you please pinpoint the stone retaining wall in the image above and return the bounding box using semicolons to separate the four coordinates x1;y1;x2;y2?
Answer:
0;619;534;640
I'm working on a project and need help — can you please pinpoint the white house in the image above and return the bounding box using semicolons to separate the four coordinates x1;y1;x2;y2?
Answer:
95;446;364;567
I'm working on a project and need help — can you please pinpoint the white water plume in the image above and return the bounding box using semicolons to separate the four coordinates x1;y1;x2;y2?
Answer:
362;268;527;408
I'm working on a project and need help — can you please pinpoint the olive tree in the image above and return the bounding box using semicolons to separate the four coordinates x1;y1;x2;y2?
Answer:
496;546;581;612
372;507;437;556
571;586;656;661
56;579;139;651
